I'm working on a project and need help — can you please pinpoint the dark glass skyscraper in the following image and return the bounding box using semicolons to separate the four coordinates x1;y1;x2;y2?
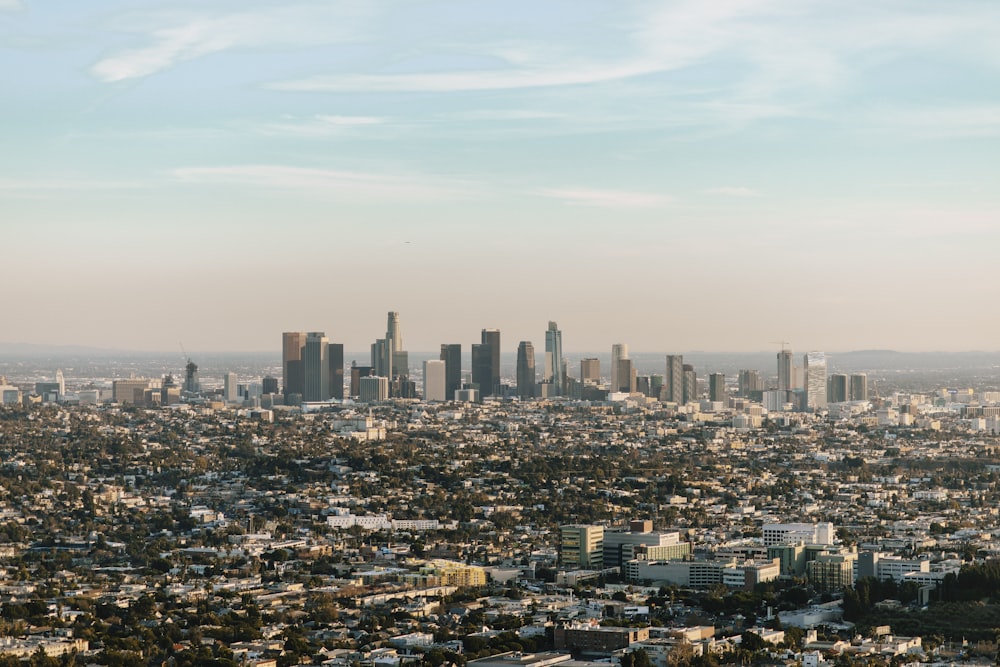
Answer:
328;343;344;400
480;328;501;397
440;343;462;400
471;343;492;399
282;331;307;400
516;341;535;399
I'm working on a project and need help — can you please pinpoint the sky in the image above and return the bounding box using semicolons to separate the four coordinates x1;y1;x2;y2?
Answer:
2;0;999;354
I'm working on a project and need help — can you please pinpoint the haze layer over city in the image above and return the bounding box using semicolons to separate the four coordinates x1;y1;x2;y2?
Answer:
3;1;999;352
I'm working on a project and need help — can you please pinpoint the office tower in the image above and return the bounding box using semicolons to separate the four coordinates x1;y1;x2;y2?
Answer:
804;351;828;410
829;373;849;404
262;376;279;396
611;344;630;392
55;369;64;396
516;341;536;399
371;339;390;378
777;348;794;392
665;355;684;403
850;373;868;401
386;311;403;353
709;373;726;402
544;321;564;396
359;376;389;402
440;344;462;400
471;343;492;399
617;358;636;393
580;358;600;383
328;343;344;400
350;363;373;397
303;332;330;402
649;374;663;399
224;372;239;403
113;378;150;404
481;328;501;397
184;360;200;393
423;359;447;402
559;524;604;568
683;364;697;404
282;332;307;399
738;369;763;397
636;376;650;396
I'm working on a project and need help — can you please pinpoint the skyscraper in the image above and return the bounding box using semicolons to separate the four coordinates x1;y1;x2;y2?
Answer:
224;371;239;403
440;344;462;400
804;351;828;410
611;344;630;393
738;369;763;397
544;321;564;396
423;359;446;402
184;360;200;394
371;338;390;378
665;355;684;403
471;343;492;400
481;328;501;397
516;341;535;399
828;373;849;403
350;362;373;397
282;332;307;400
303;332;330;402
850;373;868;401
328;342;344;400
683;364;697;405
777;349;794;393
709;373;726;402
580;358;600;383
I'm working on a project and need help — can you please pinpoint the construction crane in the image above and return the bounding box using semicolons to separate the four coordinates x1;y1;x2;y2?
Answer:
769;340;791;351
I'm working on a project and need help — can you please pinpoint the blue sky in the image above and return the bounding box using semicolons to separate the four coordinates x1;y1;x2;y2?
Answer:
3;0;999;353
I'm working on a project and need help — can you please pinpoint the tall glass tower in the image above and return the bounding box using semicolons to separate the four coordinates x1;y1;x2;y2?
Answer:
544;321;563;395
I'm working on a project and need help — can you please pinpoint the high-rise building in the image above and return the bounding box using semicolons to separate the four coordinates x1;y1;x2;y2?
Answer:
544;321;564;396
777;349;794;392
224;372;239;403
371;339;390;378
328;343;344;400
262;376;279;396
850;373;868;401
611;344;632;393
471;343;492;400
481;328;501;397
184;360;200;394
665;355;684;403
282;332;307;399
804;351;828;410
359;376;389;402
423;360;447;402
683;364;697;404
386;311;402;353
303;332;330;402
440;344;462;400
709;373;726;402
580;358;600;383
516;341;535;399
829;373;849;404
350;363;373;397
649;374;663;399
55;369;65;396
738;369;763;397
559;524;604;569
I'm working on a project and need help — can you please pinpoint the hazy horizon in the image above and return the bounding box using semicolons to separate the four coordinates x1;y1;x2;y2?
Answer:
4;1;999;352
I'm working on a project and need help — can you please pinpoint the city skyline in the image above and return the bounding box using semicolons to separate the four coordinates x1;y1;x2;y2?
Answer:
4;1;999;352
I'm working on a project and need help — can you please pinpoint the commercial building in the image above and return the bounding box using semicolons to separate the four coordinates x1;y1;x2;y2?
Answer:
423;360;446;402
559;524;604;568
516;341;535;399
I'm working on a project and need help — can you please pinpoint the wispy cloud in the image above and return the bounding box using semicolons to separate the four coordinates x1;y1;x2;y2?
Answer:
90;4;374;82
702;186;761;197
866;105;1000;139
0;0;22;11
171;165;472;202
258;115;387;136
537;187;672;209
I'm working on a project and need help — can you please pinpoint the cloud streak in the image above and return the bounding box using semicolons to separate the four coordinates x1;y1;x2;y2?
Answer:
538;187;672;209
90;4;374;82
171;164;472;202
702;186;761;197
